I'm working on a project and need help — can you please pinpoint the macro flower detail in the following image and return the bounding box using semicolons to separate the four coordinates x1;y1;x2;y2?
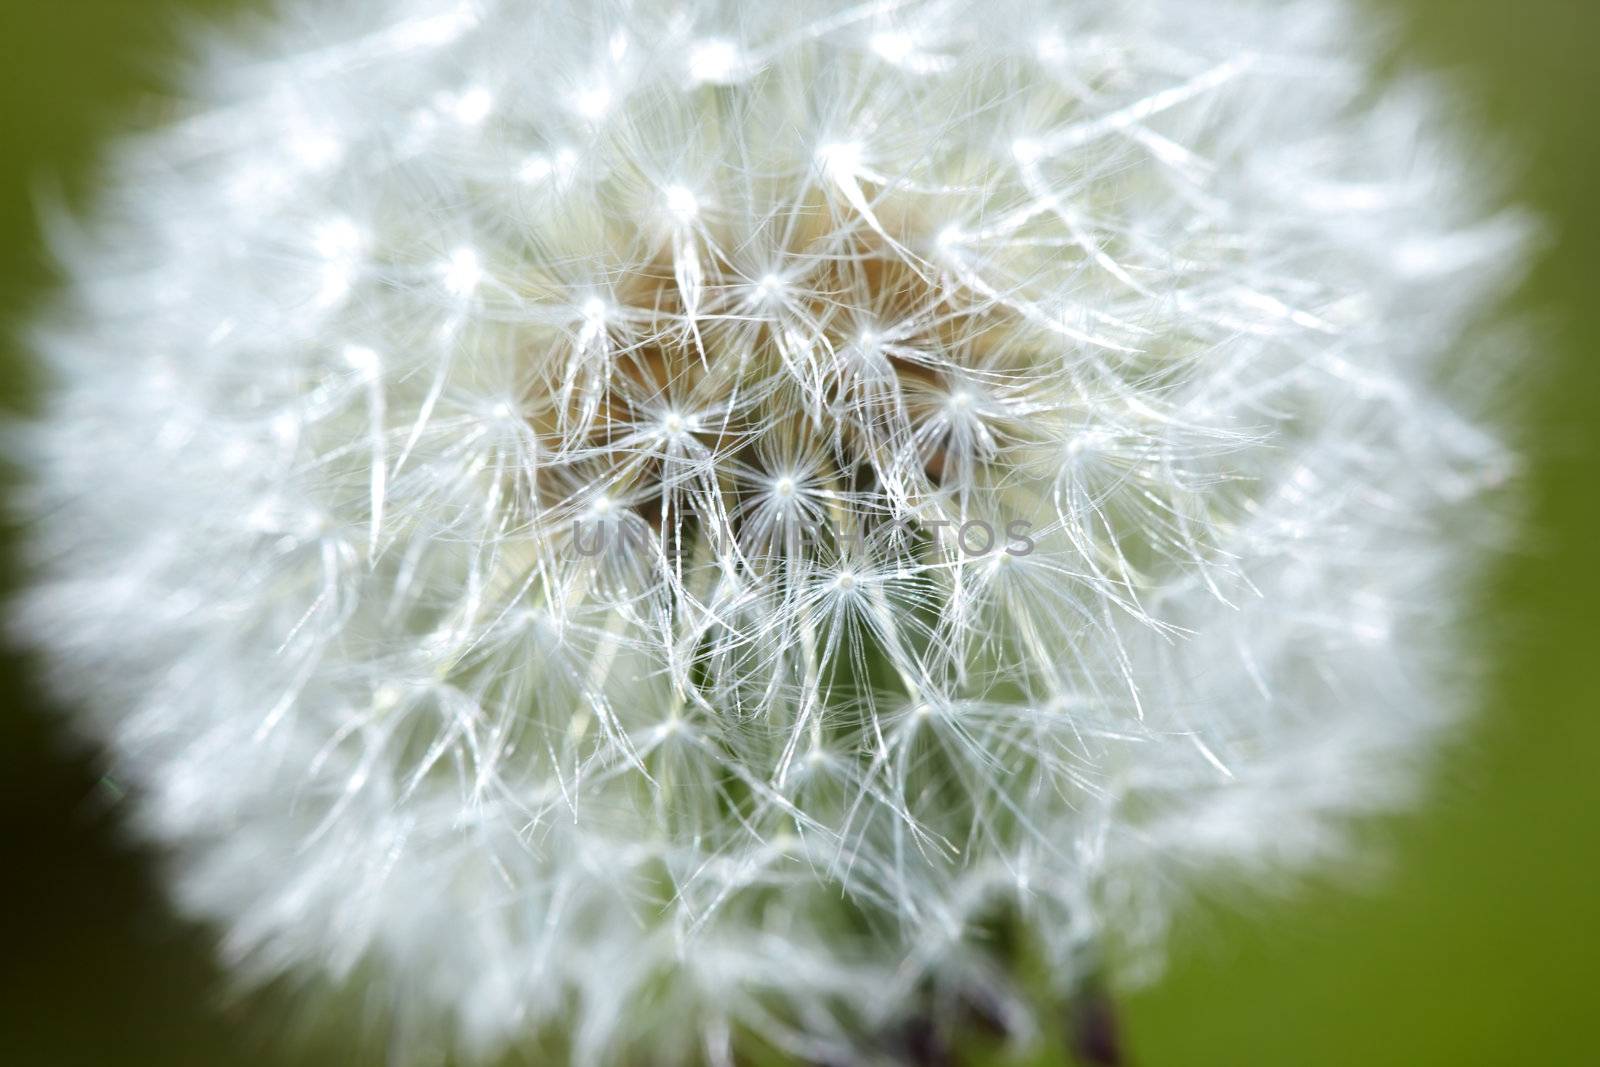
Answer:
15;0;1524;1062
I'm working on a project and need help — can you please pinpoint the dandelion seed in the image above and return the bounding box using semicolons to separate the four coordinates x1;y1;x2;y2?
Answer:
572;84;612;121
664;184;699;222
870;31;915;65
816;139;862;177
688;38;743;84
519;155;553;183
440;246;483;296
441;85;494;125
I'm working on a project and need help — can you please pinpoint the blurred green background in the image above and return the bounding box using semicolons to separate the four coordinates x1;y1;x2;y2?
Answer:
1;2;1595;1065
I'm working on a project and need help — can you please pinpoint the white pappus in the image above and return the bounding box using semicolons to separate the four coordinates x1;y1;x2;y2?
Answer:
13;0;1526;1063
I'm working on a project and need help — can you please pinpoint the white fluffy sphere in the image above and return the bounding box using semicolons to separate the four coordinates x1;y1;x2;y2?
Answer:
16;0;1523;1062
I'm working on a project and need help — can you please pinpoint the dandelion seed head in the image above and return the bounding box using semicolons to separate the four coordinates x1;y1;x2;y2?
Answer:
14;0;1526;1062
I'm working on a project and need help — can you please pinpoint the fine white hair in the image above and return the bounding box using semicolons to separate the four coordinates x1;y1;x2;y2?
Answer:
14;0;1524;1062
